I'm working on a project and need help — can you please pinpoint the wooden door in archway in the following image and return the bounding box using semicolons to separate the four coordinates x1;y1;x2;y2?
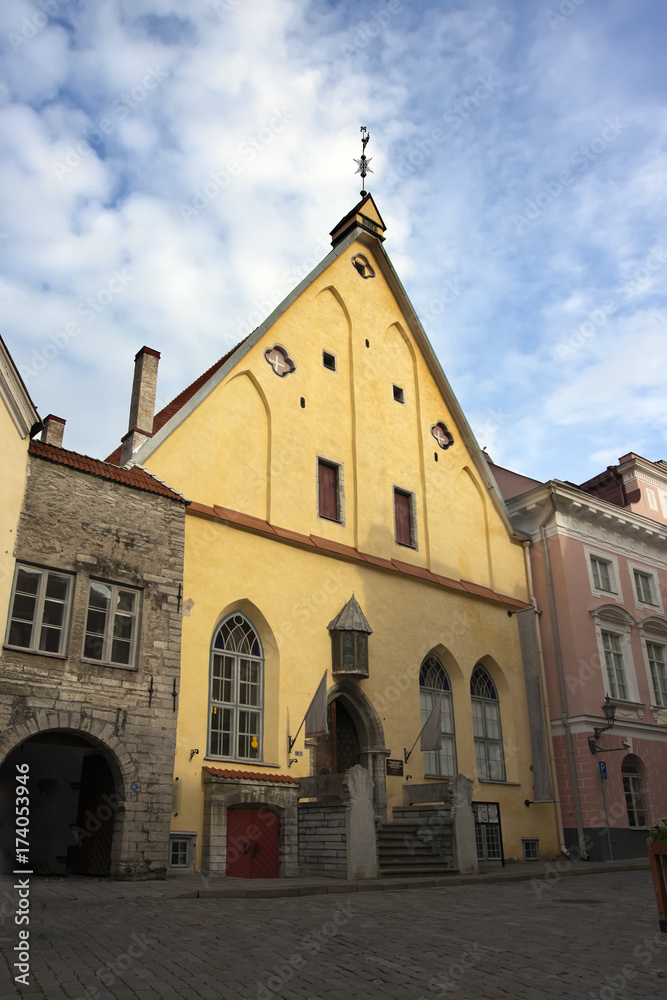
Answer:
226;806;280;878
315;700;361;774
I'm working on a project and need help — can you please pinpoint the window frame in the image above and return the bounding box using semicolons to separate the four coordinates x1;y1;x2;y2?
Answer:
392;384;405;404
646;640;667;707
168;832;197;871
591;609;640;704
419;654;457;778
317;456;344;525
470;665;506;783
4;563;74;657
621;756;650;829
628;561;664;614
82;580;141;669
584;547;623;602
208;612;265;763
322;350;337;372
393;486;417;549
601;629;628;700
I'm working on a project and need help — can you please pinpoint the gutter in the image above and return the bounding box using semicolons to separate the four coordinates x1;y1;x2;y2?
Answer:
521;539;568;855
539;487;589;860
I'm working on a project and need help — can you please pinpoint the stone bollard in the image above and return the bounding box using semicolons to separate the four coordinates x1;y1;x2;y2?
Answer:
450;774;479;875
344;765;378;879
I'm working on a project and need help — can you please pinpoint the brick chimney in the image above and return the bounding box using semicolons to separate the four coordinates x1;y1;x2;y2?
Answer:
119;347;160;466
41;414;66;448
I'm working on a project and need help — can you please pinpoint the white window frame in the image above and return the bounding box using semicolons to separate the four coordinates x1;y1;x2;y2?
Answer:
419;654;457;778
471;665;506;782
584;547;623;602
168;832;197;871
82;580;141;669
591;612;640;704
628;561;664;615
208;612;264;763
637;620;667;709
4;563;74;657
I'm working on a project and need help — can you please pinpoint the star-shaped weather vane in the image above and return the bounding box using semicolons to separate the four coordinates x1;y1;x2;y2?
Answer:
354;125;373;197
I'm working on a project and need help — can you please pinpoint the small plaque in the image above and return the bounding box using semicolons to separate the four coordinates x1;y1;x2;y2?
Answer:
130;782;139;793
386;759;404;777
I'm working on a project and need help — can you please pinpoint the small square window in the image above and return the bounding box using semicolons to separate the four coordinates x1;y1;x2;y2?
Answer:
591;556;614;593
393;385;405;404
322;351;337;371
169;833;196;870
522;838;540;861
634;570;656;605
394;487;416;548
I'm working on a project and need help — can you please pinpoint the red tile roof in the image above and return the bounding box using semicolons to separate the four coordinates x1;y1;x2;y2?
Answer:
203;766;298;783
30;440;188;502
106;337;249;464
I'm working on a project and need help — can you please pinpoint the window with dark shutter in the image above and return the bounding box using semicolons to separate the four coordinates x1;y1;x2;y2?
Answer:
394;488;413;546
318;460;339;521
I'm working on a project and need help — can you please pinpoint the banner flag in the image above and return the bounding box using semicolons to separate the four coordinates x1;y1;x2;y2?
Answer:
304;670;328;738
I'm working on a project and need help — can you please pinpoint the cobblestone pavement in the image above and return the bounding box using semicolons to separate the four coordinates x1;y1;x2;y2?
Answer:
0;870;665;999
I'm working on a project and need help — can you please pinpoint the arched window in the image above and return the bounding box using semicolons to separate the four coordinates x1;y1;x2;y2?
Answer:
209;613;263;761
470;664;505;781
419;654;456;777
622;755;650;828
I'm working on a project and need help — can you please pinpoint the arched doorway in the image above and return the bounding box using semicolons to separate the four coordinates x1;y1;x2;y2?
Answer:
315;699;361;774
0;731;120;877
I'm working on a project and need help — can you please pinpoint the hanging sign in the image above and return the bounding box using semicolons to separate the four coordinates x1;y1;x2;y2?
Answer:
386;759;404;776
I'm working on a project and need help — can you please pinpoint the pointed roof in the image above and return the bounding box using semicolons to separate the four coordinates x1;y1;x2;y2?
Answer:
329;193;386;246
327;594;373;634
116;198;519;538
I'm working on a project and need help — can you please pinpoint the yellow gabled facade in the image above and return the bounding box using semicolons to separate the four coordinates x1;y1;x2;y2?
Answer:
129;196;559;870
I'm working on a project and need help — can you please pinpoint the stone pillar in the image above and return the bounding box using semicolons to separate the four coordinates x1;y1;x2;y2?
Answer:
344;764;378;880
451;774;478;875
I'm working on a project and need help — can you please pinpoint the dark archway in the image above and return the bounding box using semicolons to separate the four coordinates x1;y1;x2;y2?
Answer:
0;731;120;877
315;699;361;775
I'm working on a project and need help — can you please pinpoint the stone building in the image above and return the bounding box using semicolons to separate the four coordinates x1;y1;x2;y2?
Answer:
489;452;667;860
0;415;187;878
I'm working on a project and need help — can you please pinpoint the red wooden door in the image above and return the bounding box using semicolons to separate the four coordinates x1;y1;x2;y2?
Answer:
226;807;280;878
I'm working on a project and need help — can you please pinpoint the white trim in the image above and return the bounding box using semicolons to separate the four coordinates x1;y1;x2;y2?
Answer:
584;546;624;602
590;608;639;702
628;560;664;614
0;336;39;439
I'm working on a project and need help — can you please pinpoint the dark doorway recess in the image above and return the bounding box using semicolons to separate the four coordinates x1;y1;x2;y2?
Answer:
315;699;361;775
225;805;280;878
0;731;118;877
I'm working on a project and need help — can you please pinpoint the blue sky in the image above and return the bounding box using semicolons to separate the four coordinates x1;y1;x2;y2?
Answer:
1;0;665;483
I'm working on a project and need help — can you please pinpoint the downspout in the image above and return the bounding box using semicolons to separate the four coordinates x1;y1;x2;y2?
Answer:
521;539;567;855
539;488;589;860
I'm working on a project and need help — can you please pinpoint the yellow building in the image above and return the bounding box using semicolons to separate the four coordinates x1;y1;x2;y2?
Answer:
0;336;40;629
111;196;560;875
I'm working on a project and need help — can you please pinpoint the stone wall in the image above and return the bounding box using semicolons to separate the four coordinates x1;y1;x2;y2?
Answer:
0;454;186;878
298;802;348;878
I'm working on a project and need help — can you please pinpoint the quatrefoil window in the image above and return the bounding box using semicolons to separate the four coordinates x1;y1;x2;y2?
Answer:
264;345;295;377
431;422;454;450
351;254;375;279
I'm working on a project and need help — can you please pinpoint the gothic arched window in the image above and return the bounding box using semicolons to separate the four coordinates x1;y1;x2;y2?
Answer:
209;613;263;761
419;654;456;777
470;664;505;781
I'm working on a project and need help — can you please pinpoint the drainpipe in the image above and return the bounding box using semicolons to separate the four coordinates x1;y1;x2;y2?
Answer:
539;488;588;860
521;539;567;855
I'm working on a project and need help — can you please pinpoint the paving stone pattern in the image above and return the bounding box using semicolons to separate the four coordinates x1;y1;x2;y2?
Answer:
0;871;665;999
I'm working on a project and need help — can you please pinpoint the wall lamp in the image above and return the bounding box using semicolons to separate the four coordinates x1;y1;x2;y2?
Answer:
587;695;630;754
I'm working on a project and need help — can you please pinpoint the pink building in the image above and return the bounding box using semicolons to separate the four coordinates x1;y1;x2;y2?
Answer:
489;453;667;860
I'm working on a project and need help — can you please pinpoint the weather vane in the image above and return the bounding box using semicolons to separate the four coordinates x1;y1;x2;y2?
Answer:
354;126;373;197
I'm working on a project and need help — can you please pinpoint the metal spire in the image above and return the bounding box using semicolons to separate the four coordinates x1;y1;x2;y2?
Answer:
353;126;373;197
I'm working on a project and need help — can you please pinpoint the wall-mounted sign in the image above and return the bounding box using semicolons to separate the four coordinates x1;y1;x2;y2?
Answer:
386;759;404;776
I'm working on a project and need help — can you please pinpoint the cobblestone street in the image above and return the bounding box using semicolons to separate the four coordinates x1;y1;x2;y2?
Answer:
1;870;665;1000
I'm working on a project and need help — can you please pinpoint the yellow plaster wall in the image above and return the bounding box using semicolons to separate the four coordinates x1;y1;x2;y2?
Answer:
0;403;30;629
172;514;559;867
145;231;558;865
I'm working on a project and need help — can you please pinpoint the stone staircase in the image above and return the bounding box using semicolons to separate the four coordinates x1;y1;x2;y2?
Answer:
376;804;457;878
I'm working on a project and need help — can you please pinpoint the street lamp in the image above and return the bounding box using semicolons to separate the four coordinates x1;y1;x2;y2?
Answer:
587;696;629;755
